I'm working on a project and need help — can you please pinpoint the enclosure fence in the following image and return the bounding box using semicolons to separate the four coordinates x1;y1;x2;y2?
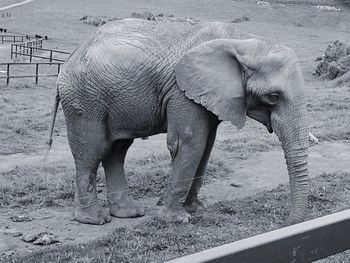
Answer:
166;209;350;263
0;33;43;44
10;44;70;62
0;62;63;85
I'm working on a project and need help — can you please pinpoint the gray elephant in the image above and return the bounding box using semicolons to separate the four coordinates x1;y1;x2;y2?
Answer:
47;19;309;225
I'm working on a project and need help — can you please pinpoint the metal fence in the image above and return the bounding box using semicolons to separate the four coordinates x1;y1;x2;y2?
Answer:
0;62;63;85
166;209;350;263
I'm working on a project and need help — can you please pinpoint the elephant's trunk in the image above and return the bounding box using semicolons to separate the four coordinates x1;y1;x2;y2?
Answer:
274;103;309;225
283;138;309;224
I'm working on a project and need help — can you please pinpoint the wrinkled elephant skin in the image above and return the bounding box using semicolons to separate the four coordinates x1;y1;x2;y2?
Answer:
47;19;309;225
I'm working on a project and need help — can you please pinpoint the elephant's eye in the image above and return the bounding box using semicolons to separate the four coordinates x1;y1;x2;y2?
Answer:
267;93;279;104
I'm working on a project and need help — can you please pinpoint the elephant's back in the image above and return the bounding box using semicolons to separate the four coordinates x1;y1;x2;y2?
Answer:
57;20;248;120
60;20;247;82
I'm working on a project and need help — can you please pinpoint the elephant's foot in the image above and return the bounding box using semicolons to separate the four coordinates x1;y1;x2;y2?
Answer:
184;197;206;213
109;195;144;218
158;207;191;223
74;203;111;225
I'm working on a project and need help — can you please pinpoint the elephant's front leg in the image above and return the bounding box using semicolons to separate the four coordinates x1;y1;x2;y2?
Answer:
102;139;144;218
160;100;214;223
161;135;207;223
184;127;217;211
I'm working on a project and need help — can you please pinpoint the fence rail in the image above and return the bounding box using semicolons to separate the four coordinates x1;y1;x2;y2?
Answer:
0;62;63;85
0;34;40;44
11;43;70;62
166;209;350;263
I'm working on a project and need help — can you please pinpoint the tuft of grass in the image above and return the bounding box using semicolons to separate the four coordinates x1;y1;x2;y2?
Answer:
0;165;75;208
127;154;170;199
7;172;350;263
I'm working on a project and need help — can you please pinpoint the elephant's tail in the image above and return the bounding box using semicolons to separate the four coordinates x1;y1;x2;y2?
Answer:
46;87;60;151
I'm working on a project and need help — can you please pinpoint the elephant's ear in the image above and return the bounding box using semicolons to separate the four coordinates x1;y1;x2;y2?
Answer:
175;38;259;129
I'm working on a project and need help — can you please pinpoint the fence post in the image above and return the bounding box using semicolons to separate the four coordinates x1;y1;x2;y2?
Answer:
35;63;39;84
13;36;15;44
15;45;17;58
30;47;32;62
10;44;13;59
58;63;61;74
50;50;53;63
6;64;10;85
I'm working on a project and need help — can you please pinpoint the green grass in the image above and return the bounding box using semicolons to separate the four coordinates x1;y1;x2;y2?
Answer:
4;171;350;263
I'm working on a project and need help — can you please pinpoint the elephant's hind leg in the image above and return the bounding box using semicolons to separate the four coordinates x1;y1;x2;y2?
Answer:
67;118;111;225
102;139;145;218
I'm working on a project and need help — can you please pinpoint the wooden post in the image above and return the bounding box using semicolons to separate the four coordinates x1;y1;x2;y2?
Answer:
58;63;61;74
30;47;32;62
13;36;15;44
6;64;10;85
35;63;39;84
10;44;13;59
50;50;53;63
15;45;17;58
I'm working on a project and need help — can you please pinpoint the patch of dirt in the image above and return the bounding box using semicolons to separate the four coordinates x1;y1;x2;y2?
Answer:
203;141;350;203
0;198;159;257
1;140;349;256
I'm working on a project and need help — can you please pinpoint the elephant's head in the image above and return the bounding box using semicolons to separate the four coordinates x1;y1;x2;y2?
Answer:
175;38;309;224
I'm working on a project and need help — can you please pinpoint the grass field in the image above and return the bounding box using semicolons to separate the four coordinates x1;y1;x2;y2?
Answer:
0;0;350;262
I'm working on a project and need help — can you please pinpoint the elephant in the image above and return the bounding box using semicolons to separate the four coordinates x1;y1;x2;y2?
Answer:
47;19;309;225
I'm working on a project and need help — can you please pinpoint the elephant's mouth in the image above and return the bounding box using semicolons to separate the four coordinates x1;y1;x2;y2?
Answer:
265;120;273;133
247;110;273;133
